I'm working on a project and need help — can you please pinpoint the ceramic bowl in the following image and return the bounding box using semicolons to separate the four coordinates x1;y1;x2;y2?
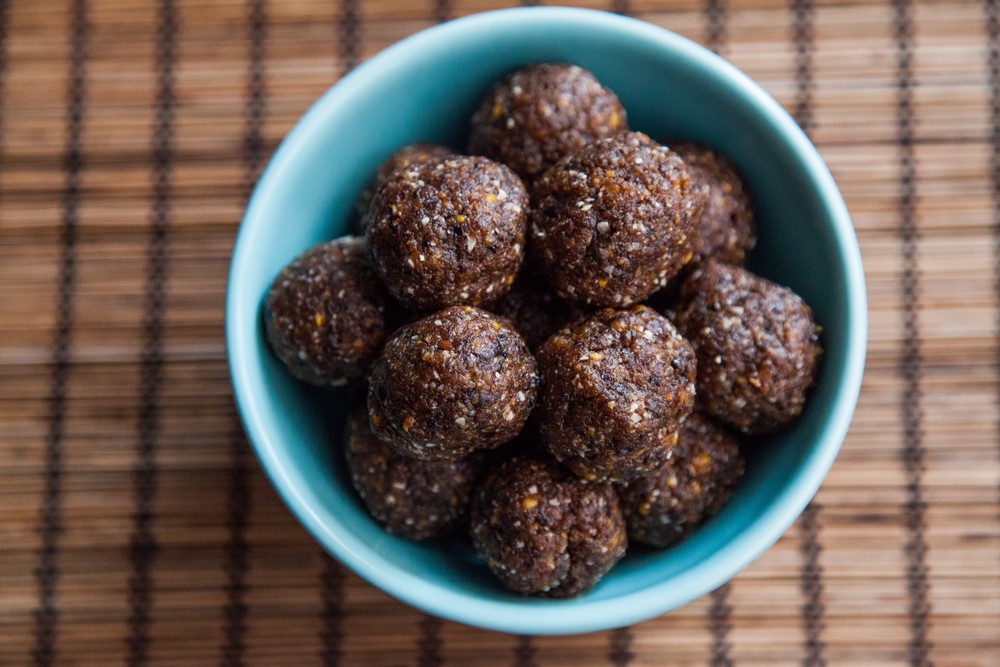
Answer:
226;6;866;635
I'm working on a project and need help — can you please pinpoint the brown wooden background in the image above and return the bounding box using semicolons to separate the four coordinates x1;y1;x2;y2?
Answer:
2;0;999;665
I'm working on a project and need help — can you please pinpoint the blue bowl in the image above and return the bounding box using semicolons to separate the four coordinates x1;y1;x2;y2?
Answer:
226;7;866;635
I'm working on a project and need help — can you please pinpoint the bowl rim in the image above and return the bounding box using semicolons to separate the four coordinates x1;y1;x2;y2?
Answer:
226;5;867;635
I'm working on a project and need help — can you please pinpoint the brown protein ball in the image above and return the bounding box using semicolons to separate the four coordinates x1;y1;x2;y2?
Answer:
367;306;539;460
365;155;529;311
263;237;388;386
352;143;455;234
344;408;485;540
530;132;707;308
674;262;822;434
468;63;628;182
536;305;697;482
469;456;627;598
672;142;756;267
618;412;745;549
489;269;582;352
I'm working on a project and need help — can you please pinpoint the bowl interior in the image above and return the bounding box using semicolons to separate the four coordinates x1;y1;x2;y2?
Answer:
227;7;865;635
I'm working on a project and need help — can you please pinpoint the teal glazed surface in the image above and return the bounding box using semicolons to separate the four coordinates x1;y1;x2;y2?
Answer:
226;7;867;635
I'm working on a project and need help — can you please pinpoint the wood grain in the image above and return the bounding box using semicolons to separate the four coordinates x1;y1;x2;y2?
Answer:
1;0;999;665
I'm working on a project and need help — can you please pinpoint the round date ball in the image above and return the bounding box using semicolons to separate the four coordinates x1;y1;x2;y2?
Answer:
263;236;388;386
367;306;539;460
468;63;628;182
536;305;697;482
673;142;755;267
490;269;582;352
618;412;745;548
530;132;707;308
674;262;822;434
352;143;455;234
470;456;627;598
344;408;485;540
365;155;529;311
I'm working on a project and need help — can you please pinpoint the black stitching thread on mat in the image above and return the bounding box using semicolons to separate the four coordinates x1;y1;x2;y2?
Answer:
513;635;537;667
220;1;266;665
708;584;733;667
126;1;176;664
609;627;635;666
32;1;86;665
792;0;816;135
319;553;345;667
512;635;536;667
892;0;933;665
798;503;826;666
704;0;726;55
987;0;1000;604
418;615;444;667
221;430;252;667
0;0;8;164
791;1;827;664
433;0;450;25
339;0;359;74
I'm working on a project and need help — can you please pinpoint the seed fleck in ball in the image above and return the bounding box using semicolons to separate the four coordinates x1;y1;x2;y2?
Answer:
365;155;529;311
618;412;745;548
468;63;628;182
672;142;755;267
470;456;627;597
530;132;706;308
536;305;697;482
345;407;486;540
674;262;822;434
263;236;388;386
352;143;455;234
368;306;539;460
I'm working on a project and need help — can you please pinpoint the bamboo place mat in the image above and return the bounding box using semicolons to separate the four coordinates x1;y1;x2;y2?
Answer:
2;0;999;665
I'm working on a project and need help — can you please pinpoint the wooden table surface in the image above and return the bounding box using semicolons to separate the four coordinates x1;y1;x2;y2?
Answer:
2;0;999;665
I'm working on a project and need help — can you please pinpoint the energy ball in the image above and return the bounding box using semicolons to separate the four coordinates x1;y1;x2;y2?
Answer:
468;63;628;182
470;456;627;598
344;408;485;540
530;132;707;308
490;269;582;351
674;262;822;434
367;306;539;460
618;412;745;548
264;237;388;386
352;143;455;234
536;305;697;482
672;142;755;267
365;155;528;311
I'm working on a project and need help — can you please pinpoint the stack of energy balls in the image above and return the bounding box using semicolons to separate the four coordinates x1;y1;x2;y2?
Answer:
263;64;822;598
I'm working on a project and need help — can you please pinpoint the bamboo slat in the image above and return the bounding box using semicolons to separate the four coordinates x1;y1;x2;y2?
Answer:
2;0;999;665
